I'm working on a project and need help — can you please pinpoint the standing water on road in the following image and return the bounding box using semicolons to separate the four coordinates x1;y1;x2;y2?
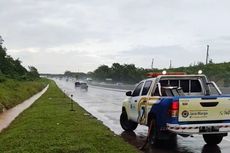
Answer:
54;78;148;135
53;78;230;153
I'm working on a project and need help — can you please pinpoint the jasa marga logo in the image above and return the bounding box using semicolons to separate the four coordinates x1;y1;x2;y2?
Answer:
182;110;189;118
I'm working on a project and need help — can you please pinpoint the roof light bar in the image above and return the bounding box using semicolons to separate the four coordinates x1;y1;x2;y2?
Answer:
198;70;203;74
146;71;186;78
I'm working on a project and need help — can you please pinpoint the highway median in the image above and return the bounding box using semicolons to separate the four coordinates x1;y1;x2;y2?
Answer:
0;80;138;153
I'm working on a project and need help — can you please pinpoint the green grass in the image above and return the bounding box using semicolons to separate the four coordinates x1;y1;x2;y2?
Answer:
0;80;138;153
0;78;47;112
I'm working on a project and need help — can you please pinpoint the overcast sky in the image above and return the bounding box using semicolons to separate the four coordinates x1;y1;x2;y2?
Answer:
0;0;230;73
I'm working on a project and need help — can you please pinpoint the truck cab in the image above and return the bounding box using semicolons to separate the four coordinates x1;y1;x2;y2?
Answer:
120;72;230;145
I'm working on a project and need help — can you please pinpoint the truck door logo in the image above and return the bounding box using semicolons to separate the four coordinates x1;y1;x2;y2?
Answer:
220;110;230;116
182;110;189;118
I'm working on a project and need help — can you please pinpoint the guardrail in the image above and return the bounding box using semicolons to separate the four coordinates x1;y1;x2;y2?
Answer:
88;82;135;90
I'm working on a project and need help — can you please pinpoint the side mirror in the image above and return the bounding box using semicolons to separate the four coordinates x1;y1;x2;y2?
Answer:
126;91;132;96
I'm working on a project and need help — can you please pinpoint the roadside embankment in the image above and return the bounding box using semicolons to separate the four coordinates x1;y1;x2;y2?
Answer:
0;85;48;132
0;80;138;153
0;78;48;112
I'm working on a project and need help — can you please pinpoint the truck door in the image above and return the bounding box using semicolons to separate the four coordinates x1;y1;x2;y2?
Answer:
129;82;144;121
137;80;153;124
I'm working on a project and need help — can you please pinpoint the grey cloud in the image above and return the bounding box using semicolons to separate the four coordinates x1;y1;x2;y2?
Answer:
119;45;187;56
102;45;200;69
1;0;230;73
9;49;102;73
218;36;230;41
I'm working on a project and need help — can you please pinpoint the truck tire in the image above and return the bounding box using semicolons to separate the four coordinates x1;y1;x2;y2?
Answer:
203;134;223;145
148;119;159;145
120;111;138;131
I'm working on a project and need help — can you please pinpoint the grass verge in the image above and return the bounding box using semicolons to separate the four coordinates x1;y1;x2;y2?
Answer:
0;80;138;153
0;78;47;112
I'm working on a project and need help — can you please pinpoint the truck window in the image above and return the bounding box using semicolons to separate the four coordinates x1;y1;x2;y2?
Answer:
191;80;202;92
159;78;203;95
141;80;152;96
132;82;144;97
170;80;179;86
180;80;189;92
160;80;169;86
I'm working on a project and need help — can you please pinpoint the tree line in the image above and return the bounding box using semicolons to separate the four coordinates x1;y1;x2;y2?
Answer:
89;63;146;84
85;62;230;86
0;35;39;81
168;62;230;87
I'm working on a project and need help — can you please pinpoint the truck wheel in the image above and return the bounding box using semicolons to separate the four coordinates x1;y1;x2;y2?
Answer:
203;134;223;145
120;111;138;131
148;119;159;145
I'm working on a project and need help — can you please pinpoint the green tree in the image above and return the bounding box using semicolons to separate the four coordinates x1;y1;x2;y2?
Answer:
0;35;3;45
0;35;40;80
28;66;39;78
93;65;111;81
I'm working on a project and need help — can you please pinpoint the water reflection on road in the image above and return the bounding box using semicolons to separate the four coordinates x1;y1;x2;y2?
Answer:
53;78;230;153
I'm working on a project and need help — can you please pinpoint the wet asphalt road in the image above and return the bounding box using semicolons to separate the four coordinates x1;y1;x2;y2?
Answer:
53;78;230;153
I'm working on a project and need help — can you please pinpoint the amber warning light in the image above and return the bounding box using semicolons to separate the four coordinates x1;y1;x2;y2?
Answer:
146;71;186;78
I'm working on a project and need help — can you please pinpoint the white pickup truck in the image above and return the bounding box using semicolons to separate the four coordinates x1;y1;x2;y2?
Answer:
120;72;230;145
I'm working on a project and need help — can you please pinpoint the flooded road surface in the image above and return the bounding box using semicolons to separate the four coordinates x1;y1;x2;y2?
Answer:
0;85;49;132
54;79;230;153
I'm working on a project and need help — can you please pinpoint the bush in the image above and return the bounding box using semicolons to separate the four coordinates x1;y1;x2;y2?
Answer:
0;75;6;83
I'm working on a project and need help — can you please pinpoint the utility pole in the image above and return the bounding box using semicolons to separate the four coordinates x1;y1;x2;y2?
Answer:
151;58;154;69
169;60;172;69
206;45;209;65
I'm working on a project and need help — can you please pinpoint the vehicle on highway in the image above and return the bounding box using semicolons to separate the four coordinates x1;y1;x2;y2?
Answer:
75;81;81;87
120;71;230;145
80;82;88;91
115;82;123;86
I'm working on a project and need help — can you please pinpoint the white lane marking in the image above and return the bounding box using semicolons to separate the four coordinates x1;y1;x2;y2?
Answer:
224;138;230;142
